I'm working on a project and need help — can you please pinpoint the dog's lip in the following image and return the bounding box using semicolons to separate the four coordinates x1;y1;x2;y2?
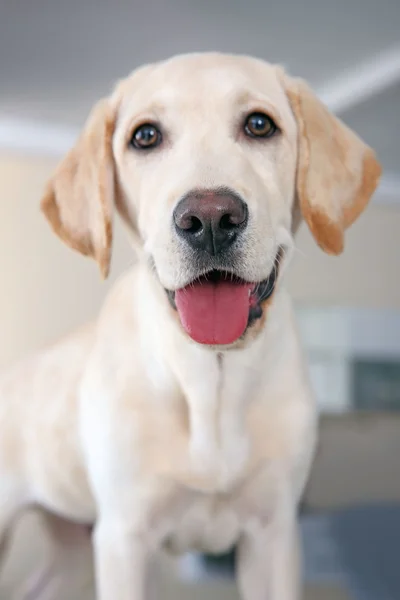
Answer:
165;247;283;311
166;272;256;308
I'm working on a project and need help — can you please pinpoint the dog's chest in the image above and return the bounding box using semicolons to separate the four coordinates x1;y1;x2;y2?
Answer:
167;347;264;492
164;492;243;555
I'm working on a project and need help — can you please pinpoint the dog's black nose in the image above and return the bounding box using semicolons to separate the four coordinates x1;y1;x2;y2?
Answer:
173;189;248;255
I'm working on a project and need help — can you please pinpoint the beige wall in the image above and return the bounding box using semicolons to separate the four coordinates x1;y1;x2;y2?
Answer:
0;154;399;368
290;206;400;309
0;154;131;368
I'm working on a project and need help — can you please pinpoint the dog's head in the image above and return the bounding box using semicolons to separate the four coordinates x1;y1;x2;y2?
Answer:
41;53;381;347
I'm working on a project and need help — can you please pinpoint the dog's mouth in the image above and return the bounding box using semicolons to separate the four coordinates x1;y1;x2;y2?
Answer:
166;250;282;346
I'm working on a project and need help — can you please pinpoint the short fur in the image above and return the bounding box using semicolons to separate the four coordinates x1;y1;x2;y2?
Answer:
0;53;381;600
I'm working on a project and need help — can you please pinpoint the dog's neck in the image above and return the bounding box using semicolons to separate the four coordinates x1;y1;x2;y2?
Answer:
138;262;289;490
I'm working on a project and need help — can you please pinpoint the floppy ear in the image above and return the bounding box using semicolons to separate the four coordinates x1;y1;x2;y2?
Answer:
284;76;382;254
41;99;116;278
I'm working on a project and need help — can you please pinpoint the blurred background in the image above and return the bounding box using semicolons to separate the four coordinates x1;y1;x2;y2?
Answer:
0;1;399;599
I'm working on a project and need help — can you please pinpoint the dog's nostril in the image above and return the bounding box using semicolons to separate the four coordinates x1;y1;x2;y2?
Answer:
219;213;239;230
176;212;203;233
188;216;203;234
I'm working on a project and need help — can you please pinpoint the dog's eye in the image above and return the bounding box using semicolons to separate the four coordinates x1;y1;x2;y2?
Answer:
244;112;277;138
130;123;162;149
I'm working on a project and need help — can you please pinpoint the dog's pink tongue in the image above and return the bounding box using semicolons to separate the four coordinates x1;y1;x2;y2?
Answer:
175;279;252;345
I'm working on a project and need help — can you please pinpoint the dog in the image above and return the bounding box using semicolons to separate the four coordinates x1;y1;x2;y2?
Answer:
0;52;381;600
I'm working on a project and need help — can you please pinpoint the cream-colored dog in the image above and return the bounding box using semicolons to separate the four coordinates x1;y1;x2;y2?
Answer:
0;52;381;600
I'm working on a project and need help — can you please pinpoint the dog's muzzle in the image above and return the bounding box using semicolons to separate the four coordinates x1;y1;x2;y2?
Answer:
165;249;282;346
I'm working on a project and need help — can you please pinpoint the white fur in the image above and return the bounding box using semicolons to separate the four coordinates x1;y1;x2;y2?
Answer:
0;52;379;600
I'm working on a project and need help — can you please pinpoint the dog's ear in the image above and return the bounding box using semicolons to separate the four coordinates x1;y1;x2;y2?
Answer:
41;99;116;278
283;75;381;254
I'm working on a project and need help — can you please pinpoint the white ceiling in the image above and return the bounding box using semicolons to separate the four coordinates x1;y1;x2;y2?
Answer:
0;0;399;197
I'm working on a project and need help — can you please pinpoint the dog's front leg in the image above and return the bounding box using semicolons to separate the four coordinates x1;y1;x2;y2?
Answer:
237;492;301;600
93;519;153;600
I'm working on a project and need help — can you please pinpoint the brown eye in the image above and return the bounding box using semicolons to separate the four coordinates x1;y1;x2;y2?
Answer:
244;112;277;138
130;123;162;149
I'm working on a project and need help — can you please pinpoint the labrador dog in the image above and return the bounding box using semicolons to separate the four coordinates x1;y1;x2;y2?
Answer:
0;52;381;600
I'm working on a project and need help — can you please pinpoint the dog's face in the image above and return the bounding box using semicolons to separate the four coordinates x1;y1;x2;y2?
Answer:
42;53;381;346
113;55;298;344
